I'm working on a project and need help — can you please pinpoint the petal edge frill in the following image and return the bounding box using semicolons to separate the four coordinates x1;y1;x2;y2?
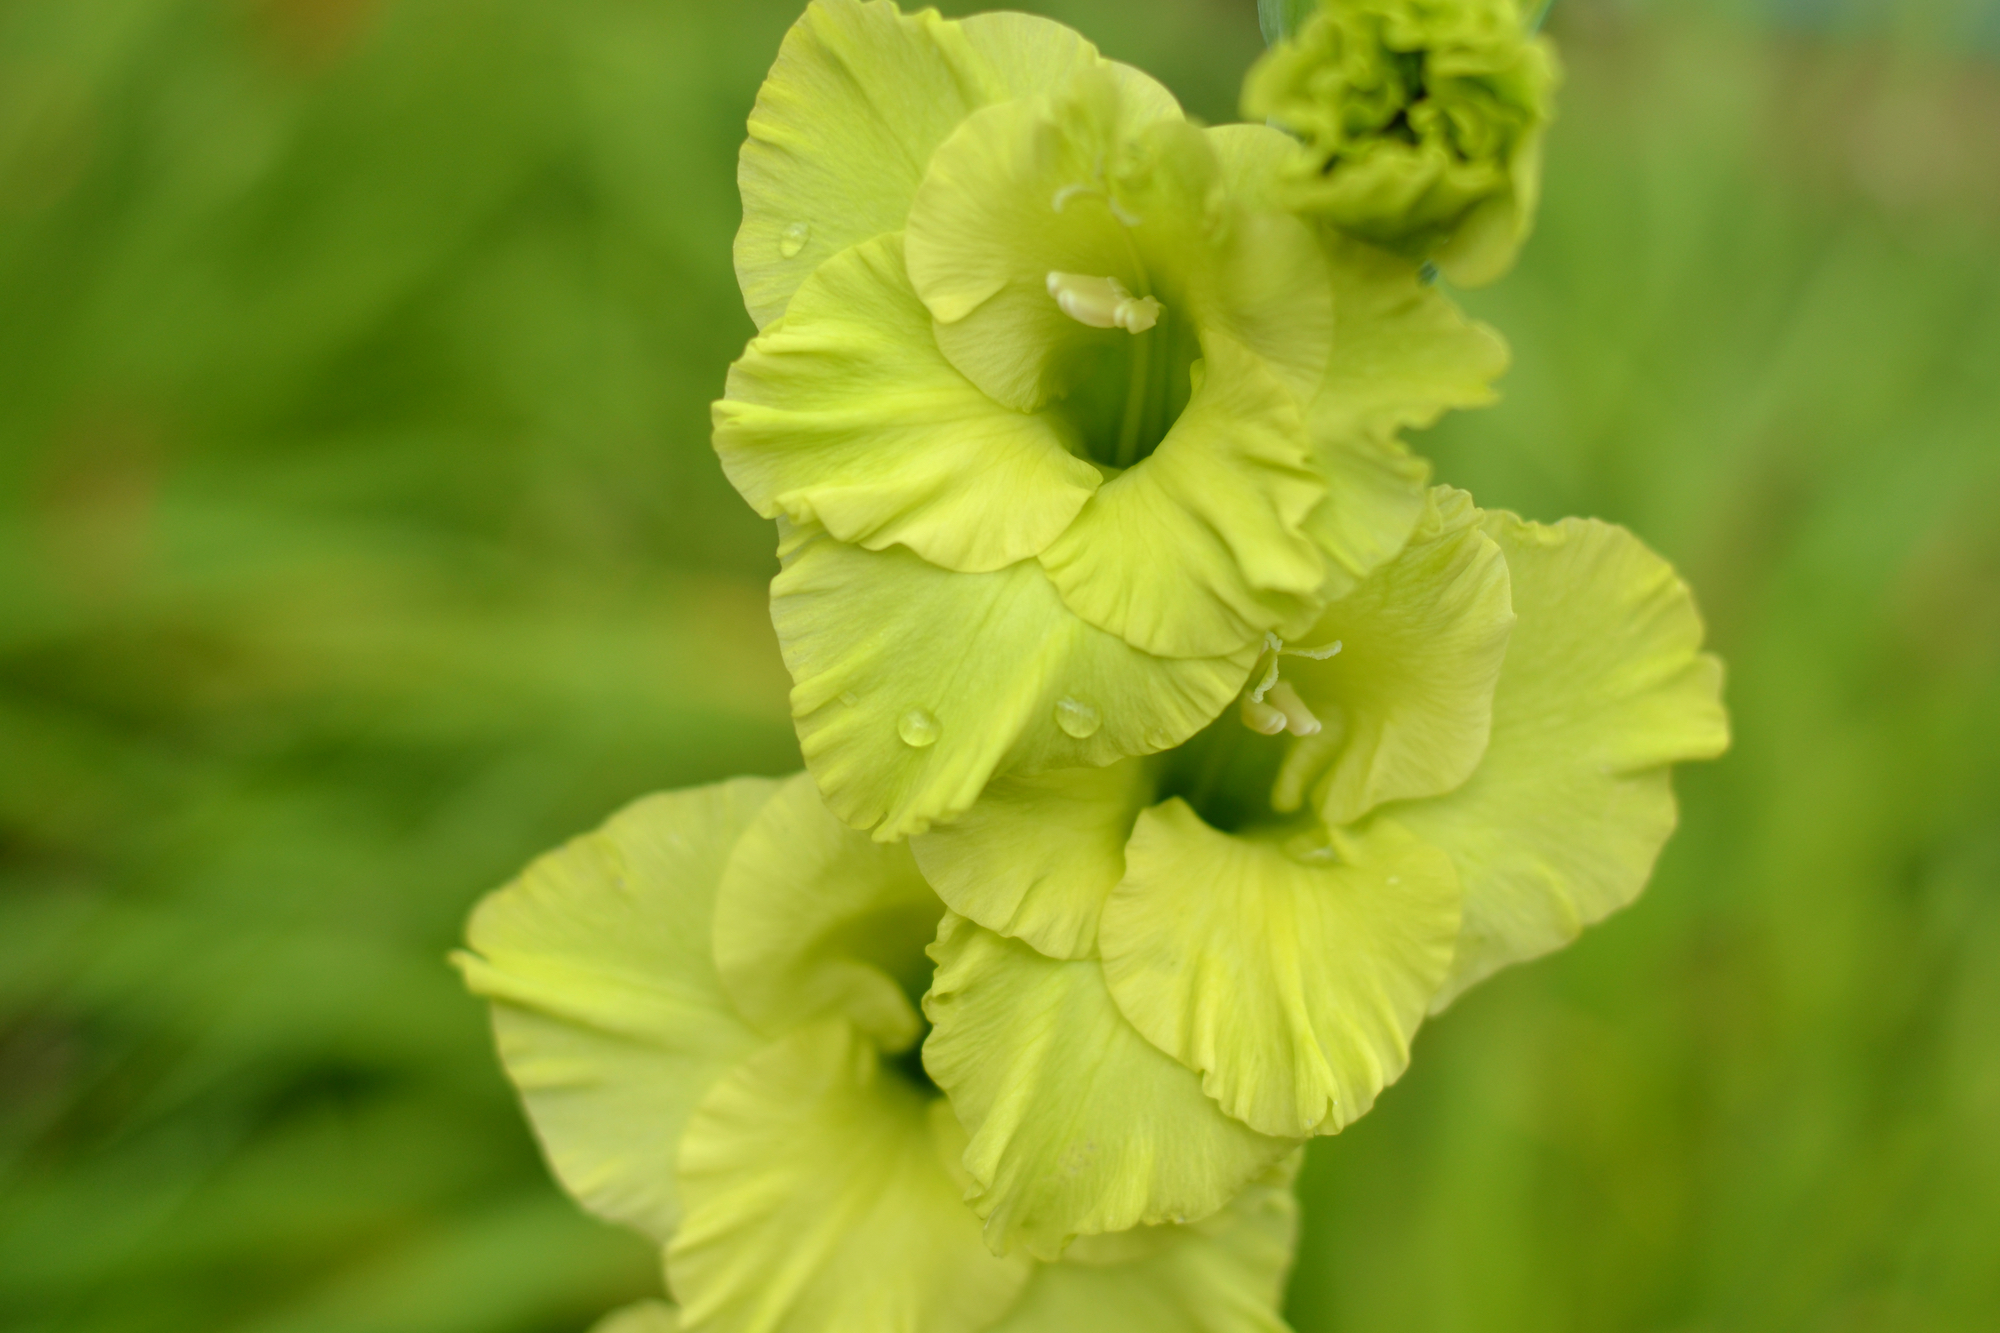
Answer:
1275;488;1515;825
911;760;1152;960
1394;513;1730;1010
455;780;779;1243
924;914;1295;1259
735;0;1105;328
1100;803;1460;1138
713;772;941;1051
772;526;1255;841
668;1019;1031;1333
716;233;1101;575
1038;336;1327;661
987;1156;1300;1333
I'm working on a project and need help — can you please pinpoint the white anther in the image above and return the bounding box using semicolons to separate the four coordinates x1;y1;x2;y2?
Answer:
1046;272;1161;334
1287;639;1343;660
1241;695;1289;735
1267;681;1323;736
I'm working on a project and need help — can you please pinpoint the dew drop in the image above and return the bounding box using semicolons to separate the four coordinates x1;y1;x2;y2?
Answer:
897;707;941;748
779;220;810;258
1053;695;1102;739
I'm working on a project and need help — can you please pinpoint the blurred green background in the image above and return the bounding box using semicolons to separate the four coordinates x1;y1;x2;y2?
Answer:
2;0;1995;1329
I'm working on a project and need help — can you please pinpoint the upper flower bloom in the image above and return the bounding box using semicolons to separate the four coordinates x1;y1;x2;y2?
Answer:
455;774;1303;1330
715;0;1507;840
1243;0;1559;285
913;490;1729;1138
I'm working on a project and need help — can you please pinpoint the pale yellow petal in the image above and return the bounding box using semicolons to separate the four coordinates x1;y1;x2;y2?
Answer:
910;760;1153;960
989;1155;1301;1333
1275;487;1515;825
1038;336;1327;660
1099;802;1460;1138
1394;513;1731;1009
455;780;780;1242
734;0;1102;327
668;1019;1031;1333
713;772;940;1051
924;914;1295;1259
772;525;1255;840
716;233;1100;574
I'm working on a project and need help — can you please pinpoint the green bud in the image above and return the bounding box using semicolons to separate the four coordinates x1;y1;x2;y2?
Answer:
1243;0;1559;285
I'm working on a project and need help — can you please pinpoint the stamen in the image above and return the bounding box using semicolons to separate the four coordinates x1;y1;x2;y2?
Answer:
1241;695;1289;735
1046;272;1161;334
1268;681;1323;736
1249;633;1284;703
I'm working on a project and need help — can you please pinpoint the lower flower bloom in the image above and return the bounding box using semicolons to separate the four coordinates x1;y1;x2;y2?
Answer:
455;773;1301;1332
912;489;1729;1139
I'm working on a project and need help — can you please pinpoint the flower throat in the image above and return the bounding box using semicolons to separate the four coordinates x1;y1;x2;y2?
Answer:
1046;270;1201;470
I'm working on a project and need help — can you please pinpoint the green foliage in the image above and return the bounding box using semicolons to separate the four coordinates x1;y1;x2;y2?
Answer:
1;2;1995;1332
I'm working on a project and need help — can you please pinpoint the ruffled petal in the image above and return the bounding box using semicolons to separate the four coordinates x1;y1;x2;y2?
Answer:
734;0;1103;327
713;773;940;1052
1393;513;1730;1009
1038;336;1327;659
454;780;780;1242
1313;234;1511;445
1307;237;1508;597
772;525;1256;840
988;1156;1301;1333
924;913;1295;1259
904;67;1183;412
1099;802;1459;1138
1274;487;1514;824
716;233;1100;574
668;1019;1032;1333
1201;124;1338;403
910;760;1152;960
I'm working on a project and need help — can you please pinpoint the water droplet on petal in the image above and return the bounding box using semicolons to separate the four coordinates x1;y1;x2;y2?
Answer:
1053;695;1102;739
779;220;810;258
897;707;941;748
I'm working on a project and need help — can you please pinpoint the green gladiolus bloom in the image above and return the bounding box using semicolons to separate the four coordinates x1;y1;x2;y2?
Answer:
455;774;1302;1331
913;489;1729;1139
1243;0;1559;285
714;0;1509;841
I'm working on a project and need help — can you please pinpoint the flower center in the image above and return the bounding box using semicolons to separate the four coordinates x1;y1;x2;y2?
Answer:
1151;711;1293;836
1046;271;1160;333
1043;273;1200;471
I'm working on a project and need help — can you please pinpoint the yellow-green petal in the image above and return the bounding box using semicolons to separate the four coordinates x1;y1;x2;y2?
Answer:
1313;234;1510;446
455;780;780;1243
988;1156;1300;1333
910;760;1152;960
1393;513;1731;1009
904;66;1183;412
716;233;1100;575
772;525;1256;841
1274;487;1514;824
590;1302;680;1333
924;913;1295;1259
1305;236;1507;598
1099;801;1460;1138
1038;336;1327;660
668;1018;1031;1333
713;772;940;1052
734;0;1102;327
